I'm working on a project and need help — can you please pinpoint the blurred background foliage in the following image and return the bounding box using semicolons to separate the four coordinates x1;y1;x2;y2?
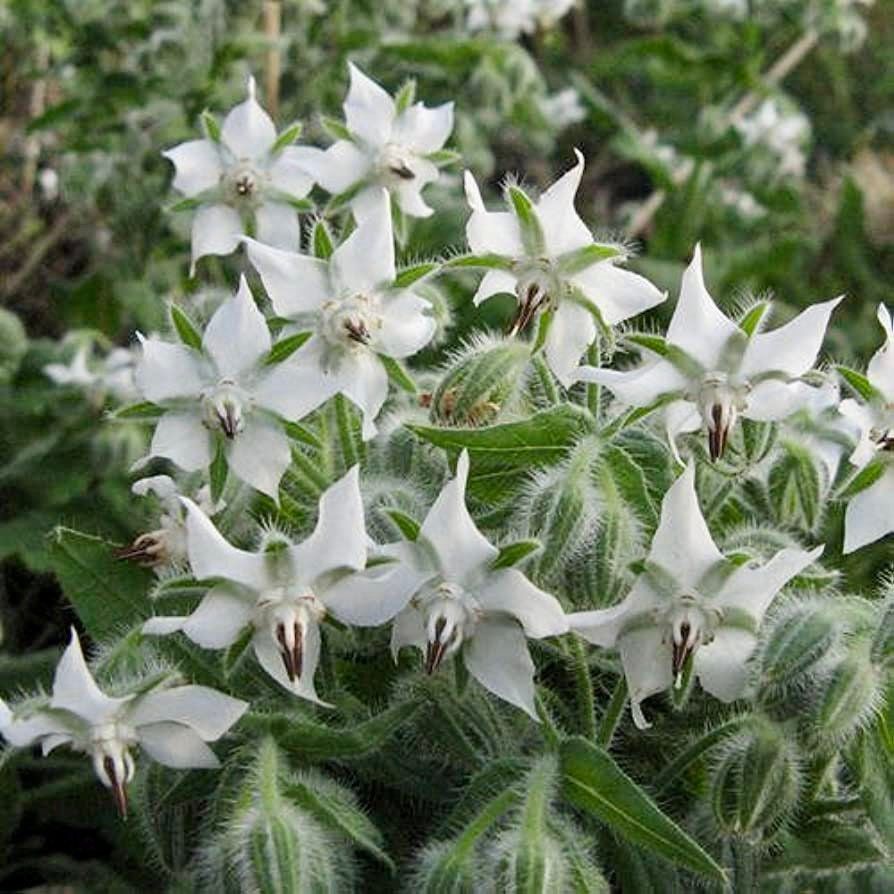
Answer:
1;0;893;887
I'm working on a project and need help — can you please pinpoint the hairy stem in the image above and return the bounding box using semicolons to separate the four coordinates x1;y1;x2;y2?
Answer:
596;676;628;747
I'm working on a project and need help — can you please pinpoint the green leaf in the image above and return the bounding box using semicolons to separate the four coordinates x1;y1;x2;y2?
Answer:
560;737;726;882
394;78;416;113
426;148;462;167
840;459;886;499
47;528;153;640
167;196;205;213
445;252;515;271
264;332;312;365
769;441;822;529
507;186;545;256
283;421;322;449
763;818;887;876
170;304;203;350
738;301;771;337
271;121;303;154
311;219;334;260
395;262;438;288
624;333;667;356
836;365;882;403
210;443;228;504
111;401;162;420
201;109;221;142
557;244;621;275
381;355;417;393
320;115;352;142
384;508;420;540
491;539;540;569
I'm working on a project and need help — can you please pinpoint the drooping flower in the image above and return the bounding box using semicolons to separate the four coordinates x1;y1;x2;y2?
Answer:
839;304;894;553
355;450;568;719
577;246;842;461
134;277;312;499
569;463;822;729
143;467;412;704
298;63;454;220
0;629;247;817
163;77;315;273
243;190;436;438
461;151;665;386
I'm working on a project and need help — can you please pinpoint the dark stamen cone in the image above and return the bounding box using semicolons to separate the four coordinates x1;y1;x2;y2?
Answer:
104;755;128;820
390;163;415;180
425;618;448;674
672;622;693;683
114;536;157;566
219;406;239;439
708;404;727;461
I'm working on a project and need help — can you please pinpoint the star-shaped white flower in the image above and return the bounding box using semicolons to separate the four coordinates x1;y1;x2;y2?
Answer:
362;450;568;719
462;151;665;386
163;77;315;273
0;629;247;817
299;63;454;220
134;277;311;499
577;246;842;460
569;464;822;729
839;304;894;553
244;190;436;439
465;0;575;38
143;467;408;704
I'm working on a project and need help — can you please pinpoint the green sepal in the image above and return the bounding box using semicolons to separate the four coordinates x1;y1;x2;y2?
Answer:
210;442;228;504
383;507;420;540
311;219;334;259
201;109;221;142
320;115;352;142
738;301;771;337
491;539;540;569
836;364;883;402
381;356;417;393
167;196;205;213
507;185;545;256
839;458;886;499
445;252;515;271
395;262;438;288
394;78;416;113
111;401;163;421
264;331;312;365
531;309;554;355
271;121;303;154
426;148;462;167
557;243;621;275
170;304;204;350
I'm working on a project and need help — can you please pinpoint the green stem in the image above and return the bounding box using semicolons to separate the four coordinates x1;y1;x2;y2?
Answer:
731;839;756;894
596;677;628;747
532;354;560;405
333;393;363;468
585;342;601;418
569;636;596;740
535;693;561;751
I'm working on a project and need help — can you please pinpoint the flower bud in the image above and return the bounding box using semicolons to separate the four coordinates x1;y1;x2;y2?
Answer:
813;643;882;747
0;307;27;386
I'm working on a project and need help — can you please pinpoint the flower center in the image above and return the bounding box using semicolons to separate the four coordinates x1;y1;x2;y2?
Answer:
90;721;136;817
419;582;481;674
319;295;381;351
255;587;324;683
657;594;723;687
377;143;416;184
202;379;249;439
223;162;266;206
695;372;752;460
509;261;557;336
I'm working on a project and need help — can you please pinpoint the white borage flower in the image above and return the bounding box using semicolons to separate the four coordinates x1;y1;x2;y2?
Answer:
243;190;436;439
45;342;140;405
460;151;665;387
345;450;569;719
134;276;311;499
0;628;247;817
577;245;843;461
162;76;316;273
298;63;454;221
465;0;576;39
142;467;411;704
839;304;894;553
735;98;810;180
569;463;823;729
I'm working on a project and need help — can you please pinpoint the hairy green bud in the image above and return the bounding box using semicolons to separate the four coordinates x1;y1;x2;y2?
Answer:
0;307;27;385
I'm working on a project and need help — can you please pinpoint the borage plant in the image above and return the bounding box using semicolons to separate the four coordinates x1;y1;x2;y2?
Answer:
2;65;892;894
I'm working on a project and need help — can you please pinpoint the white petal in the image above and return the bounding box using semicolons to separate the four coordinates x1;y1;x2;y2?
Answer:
618;627;673;730
268;146;316;197
344;63;395;147
243;238;331;318
51;629;126;724
132;475;178;500
664;399;702;465
227;417;292;499
255;202;301;252
377;292;436;358
743;379;805;422
331;190;396;294
322;561;426;626
253;341;338;420
740;296;842;379
545;301;596;388
843;466;894;553
142;616;189;636
138;721;220;768
181;496;270;591
181;585;255;648
575;358;688;406
135;336;206;403
289;465;367;582
464;617;537;720
301;141;371;195
252;623;330;705
149;411;212;472
0;701;72;748
392;102;454;153
569;579;664;648
666;245;740;370
390;603;427;660
162;139;223;197
221;77;276;160
463;171;524;257
191;204;243;271
472;269;518;306
715;545;823;622
840;398;878;469
868;303;894;401
393;181;435;219
331;349;389;439
419;450;498;583
648;463;723;586
536;149;591;256
202;276;271;378
694;627;757;702
476;568;568;638
570;262;666;327
130;685;247;740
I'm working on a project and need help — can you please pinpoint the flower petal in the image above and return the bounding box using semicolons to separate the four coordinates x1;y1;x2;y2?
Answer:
694;627;757;702
252;623;331;705
322;561;426;626
149;411;212;472
330;349;390;439
138;721;220;769
868;303;894;400
162;139;223;197
331;190;396;293
743;379;806;422
377;292;436;358
464;617;537;720
243;238;331;318
135;336;206;403
739;296;842;380
419;450;498;583
344;63;395;147
221;77;276;160
393;181;435;219
390;603;427;660
130;685;247;740
463;171;524;258
301;141;371;195
666;245;740;370
202;276;271;378
843;466;894;554
268;146;316;197
255;202;301;252
536;149;591;256
0;701;72;749
618;627;673;730
570;261;666;327
477;568;568;638
227;417;292;499
191;204;244;271
392;102;454;153
253;339;338;420
576;358;688;407
839;398;878;469
51;629;126;724
472;269;517;306
568;579;663;648
545;300;596;388
288;465;367;582
181;585;254;648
